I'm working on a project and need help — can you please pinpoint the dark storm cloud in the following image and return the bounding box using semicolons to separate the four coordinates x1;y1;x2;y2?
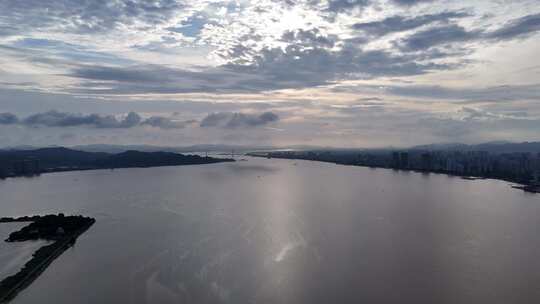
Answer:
0;111;186;129
352;11;469;36
0;0;185;34
200;112;279;128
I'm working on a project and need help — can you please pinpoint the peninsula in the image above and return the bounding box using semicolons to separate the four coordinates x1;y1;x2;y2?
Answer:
0;214;95;303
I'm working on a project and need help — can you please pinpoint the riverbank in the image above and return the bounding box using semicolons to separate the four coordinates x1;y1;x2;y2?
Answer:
0;147;235;179
511;184;540;193
1;160;234;180
249;153;540;194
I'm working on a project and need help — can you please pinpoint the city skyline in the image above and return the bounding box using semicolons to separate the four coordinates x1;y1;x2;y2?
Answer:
1;0;540;147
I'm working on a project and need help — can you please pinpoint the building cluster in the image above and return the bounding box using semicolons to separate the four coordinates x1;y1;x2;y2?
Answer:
383;151;540;185
0;159;40;178
265;149;540;186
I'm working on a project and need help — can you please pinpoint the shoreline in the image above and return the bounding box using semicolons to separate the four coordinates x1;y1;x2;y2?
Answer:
250;154;540;194
0;215;95;303
0;158;235;180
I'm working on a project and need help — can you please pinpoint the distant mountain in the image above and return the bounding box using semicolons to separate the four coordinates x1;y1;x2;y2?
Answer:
410;143;469;151
473;142;540;153
0;145;46;151
0;147;233;176
71;144;163;154
72;144;277;154
0;147;108;168
96;150;231;168
4;141;540;156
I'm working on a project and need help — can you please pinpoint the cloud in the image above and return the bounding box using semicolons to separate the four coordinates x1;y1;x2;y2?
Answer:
0;111;187;129
1;110;279;131
326;0;370;13
386;84;540;102
165;13;211;38
397;24;481;51
141;116;191;129
200;112;279;128
2;1;539;97
69;65;167;84
0;113;19;124
397;13;540;51
23;111;141;128
0;25;18;37
213;28;459;91
240;40;455;84
460;107;499;121
352;11;469;36
281;28;337;48
66;64;262;94
122;112;143;128
391;0;434;6
417;107;540;140
1;0;540;149
64;32;455;94
486;13;540;41
0;0;186;34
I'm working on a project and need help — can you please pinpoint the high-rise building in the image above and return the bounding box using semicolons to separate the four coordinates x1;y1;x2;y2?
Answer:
392;152;400;169
421;153;433;171
400;152;409;169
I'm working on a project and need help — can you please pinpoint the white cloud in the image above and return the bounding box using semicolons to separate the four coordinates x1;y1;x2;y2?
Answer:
1;0;540;147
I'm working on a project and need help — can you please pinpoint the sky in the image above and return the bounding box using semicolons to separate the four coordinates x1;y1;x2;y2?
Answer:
0;0;540;148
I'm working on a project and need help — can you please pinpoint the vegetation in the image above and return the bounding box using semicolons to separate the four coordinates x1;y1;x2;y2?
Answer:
0;147;234;178
0;214;95;303
5;214;95;242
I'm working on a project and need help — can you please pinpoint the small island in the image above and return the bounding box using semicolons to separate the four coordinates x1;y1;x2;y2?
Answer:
0;214;95;303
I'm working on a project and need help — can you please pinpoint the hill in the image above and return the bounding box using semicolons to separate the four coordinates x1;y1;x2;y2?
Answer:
0;147;234;177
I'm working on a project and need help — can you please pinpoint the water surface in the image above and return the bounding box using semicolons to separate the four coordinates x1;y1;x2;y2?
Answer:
0;223;50;279
1;158;539;304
